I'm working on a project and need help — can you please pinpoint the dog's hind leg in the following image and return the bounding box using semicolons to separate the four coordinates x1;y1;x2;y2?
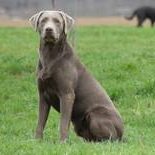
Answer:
85;108;123;142
88;116;118;141
150;19;154;27
137;16;145;27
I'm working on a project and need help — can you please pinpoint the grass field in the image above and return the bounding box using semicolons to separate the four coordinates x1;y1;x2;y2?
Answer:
0;26;155;155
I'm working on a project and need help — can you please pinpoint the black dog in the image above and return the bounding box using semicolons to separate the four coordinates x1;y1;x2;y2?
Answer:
125;6;155;27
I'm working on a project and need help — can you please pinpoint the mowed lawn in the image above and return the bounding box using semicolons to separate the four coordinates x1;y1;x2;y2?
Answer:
0;26;155;155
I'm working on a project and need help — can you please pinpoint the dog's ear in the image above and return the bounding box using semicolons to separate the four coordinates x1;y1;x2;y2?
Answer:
59;11;74;34
29;11;44;31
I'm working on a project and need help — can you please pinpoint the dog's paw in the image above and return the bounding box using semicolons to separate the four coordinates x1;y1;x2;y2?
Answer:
60;138;67;144
35;134;43;140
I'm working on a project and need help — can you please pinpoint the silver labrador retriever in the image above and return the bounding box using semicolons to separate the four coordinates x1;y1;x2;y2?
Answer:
29;11;123;142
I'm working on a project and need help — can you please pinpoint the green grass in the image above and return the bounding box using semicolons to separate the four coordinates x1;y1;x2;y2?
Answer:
0;26;155;155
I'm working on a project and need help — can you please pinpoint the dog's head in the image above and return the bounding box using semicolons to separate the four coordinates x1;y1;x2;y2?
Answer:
29;11;74;43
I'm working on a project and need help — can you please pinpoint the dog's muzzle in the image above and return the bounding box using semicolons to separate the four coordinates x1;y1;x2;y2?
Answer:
44;27;57;42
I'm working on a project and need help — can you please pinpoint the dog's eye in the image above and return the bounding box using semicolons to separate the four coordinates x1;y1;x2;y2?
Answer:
53;18;60;24
41;17;48;23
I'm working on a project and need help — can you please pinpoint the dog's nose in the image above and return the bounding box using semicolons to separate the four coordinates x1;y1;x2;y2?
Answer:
46;27;53;32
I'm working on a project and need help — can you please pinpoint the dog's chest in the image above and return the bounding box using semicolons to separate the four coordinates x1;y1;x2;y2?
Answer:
40;78;61;112
42;75;58;93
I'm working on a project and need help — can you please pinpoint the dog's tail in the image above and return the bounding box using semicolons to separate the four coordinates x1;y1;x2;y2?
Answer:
125;10;137;20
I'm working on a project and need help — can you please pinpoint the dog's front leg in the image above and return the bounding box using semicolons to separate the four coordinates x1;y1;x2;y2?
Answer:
35;93;51;139
59;92;75;142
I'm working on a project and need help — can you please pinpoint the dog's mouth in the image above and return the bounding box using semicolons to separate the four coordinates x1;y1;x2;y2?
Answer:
44;36;56;42
44;33;58;43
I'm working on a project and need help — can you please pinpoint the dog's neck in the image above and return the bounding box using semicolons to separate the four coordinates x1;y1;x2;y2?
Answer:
39;34;67;69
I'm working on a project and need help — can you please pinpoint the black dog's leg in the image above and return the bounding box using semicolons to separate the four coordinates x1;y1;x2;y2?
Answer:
151;19;154;27
137;16;145;27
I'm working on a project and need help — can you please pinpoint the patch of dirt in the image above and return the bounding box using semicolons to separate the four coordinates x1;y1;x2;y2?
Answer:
76;17;138;26
0;17;29;27
0;17;151;27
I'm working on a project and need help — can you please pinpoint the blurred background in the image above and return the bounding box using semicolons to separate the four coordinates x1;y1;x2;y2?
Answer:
0;0;154;26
